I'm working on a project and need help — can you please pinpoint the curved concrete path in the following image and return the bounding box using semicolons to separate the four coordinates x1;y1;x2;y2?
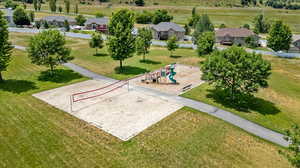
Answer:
14;45;289;147
64;62;290;147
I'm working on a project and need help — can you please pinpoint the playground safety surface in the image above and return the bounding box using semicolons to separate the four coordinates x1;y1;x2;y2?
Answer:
33;80;183;141
131;64;204;95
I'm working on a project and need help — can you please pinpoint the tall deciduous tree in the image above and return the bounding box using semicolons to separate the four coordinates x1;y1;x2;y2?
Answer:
58;6;63;13
65;0;70;14
219;23;226;29
13;7;30;26
167;36;178;56
28;11;35;23
107;9;136;71
27;30;73;75
267;20;292;52
0;11;14;82
33;0;38;11
197;32;215;56
193;14;214;43
64;20;70;32
49;0;57;12
184;24;190;35
253;14;270;34
280;125;300;168
37;0;42;11
75;14;86;26
136;27;152;62
152;9;173;24
201;46;271;103
135;0;145;6
245;35;259;48
192;6;197;17
74;3;79;14
89;33;104;55
243;23;250;29
189;6;200;27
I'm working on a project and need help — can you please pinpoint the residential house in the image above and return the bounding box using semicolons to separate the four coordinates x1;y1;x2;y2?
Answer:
151;22;185;41
0;8;15;27
289;35;300;53
85;17;109;33
39;16;76;27
216;28;258;46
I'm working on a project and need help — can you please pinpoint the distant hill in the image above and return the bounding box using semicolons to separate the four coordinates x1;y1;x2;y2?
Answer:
81;0;241;7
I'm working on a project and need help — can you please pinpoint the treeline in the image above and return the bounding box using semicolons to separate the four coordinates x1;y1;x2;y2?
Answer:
136;10;173;24
265;0;300;9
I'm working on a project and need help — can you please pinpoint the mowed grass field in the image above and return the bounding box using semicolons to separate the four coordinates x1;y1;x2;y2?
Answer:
10;32;202;80
10;32;300;134
0;35;290;168
183;54;300;133
17;1;300;33
0;36;292;167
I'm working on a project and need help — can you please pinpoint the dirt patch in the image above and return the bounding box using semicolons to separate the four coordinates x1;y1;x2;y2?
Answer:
131;64;204;95
33;80;183;141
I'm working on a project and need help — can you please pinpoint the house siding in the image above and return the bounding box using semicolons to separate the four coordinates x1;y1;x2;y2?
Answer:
152;28;185;41
85;23;108;33
216;35;258;46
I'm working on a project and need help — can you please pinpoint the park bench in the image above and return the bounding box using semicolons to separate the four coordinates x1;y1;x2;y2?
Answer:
182;84;192;92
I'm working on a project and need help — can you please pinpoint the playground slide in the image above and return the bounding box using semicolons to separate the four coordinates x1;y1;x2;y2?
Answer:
168;64;177;83
168;73;177;83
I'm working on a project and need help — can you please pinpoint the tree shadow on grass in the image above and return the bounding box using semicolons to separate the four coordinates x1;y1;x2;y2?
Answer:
93;53;108;57
170;55;182;59
206;88;281;115
114;66;149;75
139;59;161;65
38;69;82;83
0;79;37;94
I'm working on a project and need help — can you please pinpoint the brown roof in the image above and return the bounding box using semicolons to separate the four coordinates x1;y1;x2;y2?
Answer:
216;28;255;38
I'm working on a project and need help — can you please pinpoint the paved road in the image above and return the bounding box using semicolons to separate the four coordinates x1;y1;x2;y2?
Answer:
9;27;92;39
10;28;300;58
152;40;300;58
13;45;26;50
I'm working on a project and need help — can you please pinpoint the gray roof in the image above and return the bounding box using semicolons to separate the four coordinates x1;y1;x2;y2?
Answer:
152;22;185;32
293;35;300;42
85;17;109;25
40;16;75;22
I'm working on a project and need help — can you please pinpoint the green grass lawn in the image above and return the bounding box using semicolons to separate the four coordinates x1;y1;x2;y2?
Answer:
182;55;300;133
0;50;291;167
71;45;201;80
9;31;300;134
10;32;201;80
17;0;300;34
9;32;300;133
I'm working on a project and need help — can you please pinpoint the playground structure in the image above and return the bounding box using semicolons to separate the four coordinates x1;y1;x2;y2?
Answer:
32;64;204;141
132;64;204;95
142;64;177;84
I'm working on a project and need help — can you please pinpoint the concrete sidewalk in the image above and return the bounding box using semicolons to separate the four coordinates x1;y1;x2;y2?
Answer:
62;61;290;147
14;45;289;147
10;28;300;58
